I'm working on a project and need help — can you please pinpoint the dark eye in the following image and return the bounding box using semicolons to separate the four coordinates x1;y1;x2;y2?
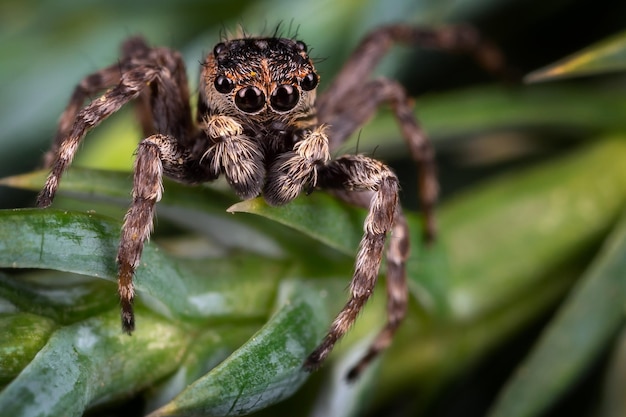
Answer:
270;84;300;112
300;73;318;91
213;42;226;56
235;86;266;113
295;40;307;52
214;75;234;93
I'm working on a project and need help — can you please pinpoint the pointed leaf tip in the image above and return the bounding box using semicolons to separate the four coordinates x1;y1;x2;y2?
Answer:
526;30;626;83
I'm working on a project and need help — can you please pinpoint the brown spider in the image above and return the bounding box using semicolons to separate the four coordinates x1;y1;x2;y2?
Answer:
37;24;506;379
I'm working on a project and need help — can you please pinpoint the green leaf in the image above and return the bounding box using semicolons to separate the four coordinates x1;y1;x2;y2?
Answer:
145;324;261;412
149;279;330;417
440;136;626;320
229;191;452;317
597;326;626;417
377;136;626;404
0;271;117;324
228;195;363;257
0;308;190;417
0;313;56;385
3;167;446;311
346;84;626;156
486;211;626;417
0;168;299;257
0;168;236;213
306;340;382;417
0;209;287;323
526;30;626;82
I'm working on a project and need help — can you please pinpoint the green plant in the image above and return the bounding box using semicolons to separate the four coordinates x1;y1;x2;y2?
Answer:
1;1;626;416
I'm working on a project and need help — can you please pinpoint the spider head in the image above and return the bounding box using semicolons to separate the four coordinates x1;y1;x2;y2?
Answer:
201;37;319;123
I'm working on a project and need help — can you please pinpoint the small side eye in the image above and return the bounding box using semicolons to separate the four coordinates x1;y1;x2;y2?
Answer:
235;86;266;113
213;42;226;56
300;73;318;91
295;40;307;52
214;75;234;93
270;84;300;112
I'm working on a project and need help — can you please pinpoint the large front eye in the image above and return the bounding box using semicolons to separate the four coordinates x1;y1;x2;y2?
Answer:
235;86;266;113
214;75;234;93
270;84;300;112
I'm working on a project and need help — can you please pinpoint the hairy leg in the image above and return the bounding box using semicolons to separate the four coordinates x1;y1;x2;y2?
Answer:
263;125;331;205
304;155;400;372
317;23;508;121
315;23;513;240
118;133;213;331
43;64;123;168
200;115;266;200
38;38;200;331
43;37;157;167
323;78;437;241
38;42;193;208
37;65;164;207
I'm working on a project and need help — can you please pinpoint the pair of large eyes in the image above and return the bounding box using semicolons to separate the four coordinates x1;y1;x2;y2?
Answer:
213;73;318;113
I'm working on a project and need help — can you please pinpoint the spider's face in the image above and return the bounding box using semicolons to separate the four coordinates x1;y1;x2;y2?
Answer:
201;37;319;122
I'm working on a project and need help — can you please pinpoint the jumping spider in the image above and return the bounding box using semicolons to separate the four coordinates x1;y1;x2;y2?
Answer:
38;24;506;379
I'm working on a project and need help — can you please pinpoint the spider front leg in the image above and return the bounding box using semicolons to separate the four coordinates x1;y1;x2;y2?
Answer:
201;115;265;200
117;134;210;331
39;39;193;209
304;155;401;375
264;125;331;206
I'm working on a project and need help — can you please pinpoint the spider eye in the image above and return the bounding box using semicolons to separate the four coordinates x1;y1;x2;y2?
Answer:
300;73;318;91
235;86;266;113
295;40;307;52
270;84;300;112
214;75;234;93
213;42;226;56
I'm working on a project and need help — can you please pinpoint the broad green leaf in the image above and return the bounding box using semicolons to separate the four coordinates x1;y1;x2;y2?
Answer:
0;168;235;212
526;30;626;82
486;212;626;417
0;308;189;417
229;194;452;316
0;271;117;324
0;313;56;385
150;279;330;417
0;209;288;323
228;195;363;257
145;324;261;412
441;136;626;320
0;168;304;257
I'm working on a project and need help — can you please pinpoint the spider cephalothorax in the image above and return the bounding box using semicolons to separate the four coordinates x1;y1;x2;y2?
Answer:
38;24;506;379
196;37;327;205
202;38;318;119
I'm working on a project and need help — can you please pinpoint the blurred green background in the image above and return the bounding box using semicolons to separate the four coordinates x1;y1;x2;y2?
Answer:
1;1;626;417
1;0;625;206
